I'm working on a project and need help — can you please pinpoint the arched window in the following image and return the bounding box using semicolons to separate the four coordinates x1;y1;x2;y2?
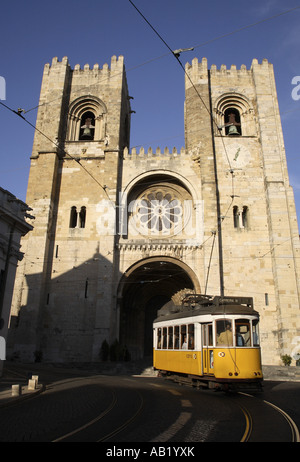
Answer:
124;175;195;239
242;206;249;228
69;206;86;229
214;93;255;137
79;206;86;228
67;96;107;142
233;205;249;230
70;206;77;228
79;111;95;140
224;108;241;136
233;206;239;228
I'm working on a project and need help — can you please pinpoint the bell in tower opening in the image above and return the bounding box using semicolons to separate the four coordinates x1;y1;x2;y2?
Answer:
225;108;241;136
80;112;95;140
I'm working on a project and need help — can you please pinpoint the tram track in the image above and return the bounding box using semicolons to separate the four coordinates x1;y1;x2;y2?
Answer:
2;364;300;442
162;375;300;442
237;392;300;443
47;382;300;442
261;398;300;442
51;383;144;442
52;389;118;442
239;403;253;442
97;390;144;442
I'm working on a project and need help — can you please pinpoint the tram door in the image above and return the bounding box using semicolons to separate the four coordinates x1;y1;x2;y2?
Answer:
201;323;214;375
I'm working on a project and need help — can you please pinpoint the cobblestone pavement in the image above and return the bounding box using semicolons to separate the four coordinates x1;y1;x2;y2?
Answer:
0;362;299;443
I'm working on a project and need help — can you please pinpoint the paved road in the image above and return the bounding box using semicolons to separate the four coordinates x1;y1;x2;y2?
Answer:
0;363;299;444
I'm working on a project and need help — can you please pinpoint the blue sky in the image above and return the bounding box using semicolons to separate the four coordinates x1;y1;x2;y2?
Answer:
1;0;300;223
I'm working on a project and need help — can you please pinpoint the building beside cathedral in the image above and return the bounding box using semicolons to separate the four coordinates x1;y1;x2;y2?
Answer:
7;55;300;366
0;187;33;375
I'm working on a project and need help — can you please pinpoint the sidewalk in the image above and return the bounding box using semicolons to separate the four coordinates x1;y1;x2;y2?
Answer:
0;359;155;407
262;364;300;382
0;367;44;407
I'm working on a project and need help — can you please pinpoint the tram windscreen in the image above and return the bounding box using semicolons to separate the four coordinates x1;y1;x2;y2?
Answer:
252;319;260;346
216;320;233;346
235;319;251;346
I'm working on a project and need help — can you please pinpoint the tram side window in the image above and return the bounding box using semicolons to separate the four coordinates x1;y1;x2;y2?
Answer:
252;319;260;346
208;324;213;346
163;327;167;349
188;324;194;350
174;326;179;349
216;320;233;346
235;319;251;347
157;328;162;349
181;325;187;349
168;326;173;349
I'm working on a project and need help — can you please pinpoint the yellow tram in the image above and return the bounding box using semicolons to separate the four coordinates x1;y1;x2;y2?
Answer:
153;294;263;391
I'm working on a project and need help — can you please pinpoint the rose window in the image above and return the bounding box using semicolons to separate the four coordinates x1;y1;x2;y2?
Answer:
134;190;183;236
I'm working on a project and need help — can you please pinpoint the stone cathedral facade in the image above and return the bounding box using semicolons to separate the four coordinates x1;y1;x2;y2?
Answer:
7;55;300;366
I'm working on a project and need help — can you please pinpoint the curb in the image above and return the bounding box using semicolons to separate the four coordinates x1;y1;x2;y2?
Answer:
0;383;45;408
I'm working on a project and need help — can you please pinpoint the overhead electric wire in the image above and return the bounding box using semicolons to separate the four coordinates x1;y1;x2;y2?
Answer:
9;1;298;234
128;0;233;296
0;3;297;255
126;1;300;297
128;0;235;174
0;100;113;204
22;5;300;117
192;6;300;51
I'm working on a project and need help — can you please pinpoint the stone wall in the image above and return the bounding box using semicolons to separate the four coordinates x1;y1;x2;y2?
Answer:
7;56;300;366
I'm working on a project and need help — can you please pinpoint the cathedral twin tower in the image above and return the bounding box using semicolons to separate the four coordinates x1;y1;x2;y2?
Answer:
8;55;300;366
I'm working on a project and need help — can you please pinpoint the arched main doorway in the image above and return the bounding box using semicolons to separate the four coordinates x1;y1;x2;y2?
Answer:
118;258;200;360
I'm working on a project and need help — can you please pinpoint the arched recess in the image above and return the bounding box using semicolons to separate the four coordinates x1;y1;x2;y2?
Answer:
117;257;200;359
119;171;202;241
214;92;256;137
67;95;107;141
122;169;200;203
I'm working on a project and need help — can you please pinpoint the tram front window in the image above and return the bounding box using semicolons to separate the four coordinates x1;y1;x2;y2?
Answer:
235;319;251;347
252;319;260;346
216;320;233;346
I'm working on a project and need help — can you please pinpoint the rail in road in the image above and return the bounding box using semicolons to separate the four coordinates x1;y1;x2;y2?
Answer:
0;365;299;443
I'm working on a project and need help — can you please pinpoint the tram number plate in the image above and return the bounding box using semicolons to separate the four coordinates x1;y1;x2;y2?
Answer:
186;353;197;359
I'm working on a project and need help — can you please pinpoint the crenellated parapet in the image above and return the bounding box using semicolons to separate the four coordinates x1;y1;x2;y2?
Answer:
123;146;187;159
185;56;272;82
73;55;124;74
43;55;125;76
210;58;271;75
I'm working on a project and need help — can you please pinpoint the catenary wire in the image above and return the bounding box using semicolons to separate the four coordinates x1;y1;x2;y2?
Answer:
2;2;297;204
0;101;114;205
1;99;298;262
1;8;298;259
22;5;300;116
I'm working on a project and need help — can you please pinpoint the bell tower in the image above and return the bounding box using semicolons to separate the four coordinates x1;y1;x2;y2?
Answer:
9;56;131;362
8;55;300;366
184;57;300;365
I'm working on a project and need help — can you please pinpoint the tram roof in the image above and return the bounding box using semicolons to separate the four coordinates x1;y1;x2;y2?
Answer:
154;294;259;323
